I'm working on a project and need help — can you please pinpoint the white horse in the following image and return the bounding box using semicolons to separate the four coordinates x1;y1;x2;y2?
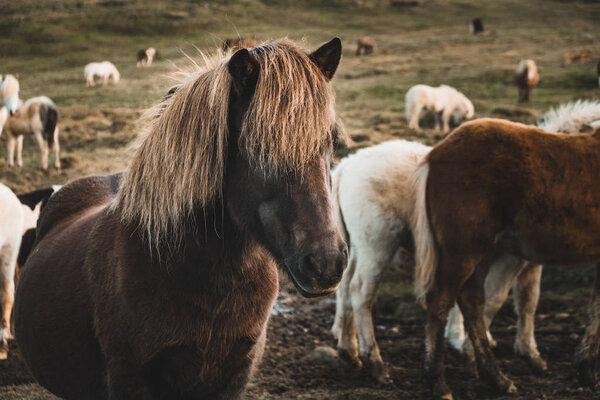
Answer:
332;101;600;382
330;140;545;382
0;96;60;170
0;74;20;116
405;84;474;133
137;47;156;67
0;184;58;359
84;61;120;87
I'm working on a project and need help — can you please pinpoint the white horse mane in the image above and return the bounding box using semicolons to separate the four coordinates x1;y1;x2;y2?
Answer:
537;100;600;133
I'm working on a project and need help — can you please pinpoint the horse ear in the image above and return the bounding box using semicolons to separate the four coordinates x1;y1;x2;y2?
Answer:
228;48;260;95
309;37;342;81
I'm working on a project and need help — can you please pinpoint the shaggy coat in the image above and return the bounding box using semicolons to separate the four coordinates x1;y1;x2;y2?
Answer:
405;84;474;133
514;59;539;103
222;38;256;52
0;96;60;170
331;140;546;383
84;61;120;87
413;118;600;398
15;38;346;400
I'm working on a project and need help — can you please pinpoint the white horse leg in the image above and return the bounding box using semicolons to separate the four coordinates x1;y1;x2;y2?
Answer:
513;263;547;372
445;304;467;353
34;131;48;171
103;74;109;85
409;103;424;130
0;242;17;360
442;110;452;133
6;136;16;168
333;252;361;370
16;135;23;168
349;251;390;382
53;128;61;170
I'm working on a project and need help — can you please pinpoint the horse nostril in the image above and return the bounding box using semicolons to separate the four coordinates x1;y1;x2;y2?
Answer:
301;254;320;276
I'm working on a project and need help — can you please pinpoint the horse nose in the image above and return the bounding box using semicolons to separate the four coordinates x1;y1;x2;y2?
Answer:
299;243;347;286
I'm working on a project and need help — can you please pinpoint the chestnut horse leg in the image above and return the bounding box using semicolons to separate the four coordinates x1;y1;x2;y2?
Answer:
458;261;517;394
16;135;23;168
333;253;361;370
575;264;600;388
513;263;546;372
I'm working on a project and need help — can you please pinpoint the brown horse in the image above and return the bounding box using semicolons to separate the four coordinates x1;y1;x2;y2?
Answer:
223;37;257;52
411;118;600;399
14;38;347;399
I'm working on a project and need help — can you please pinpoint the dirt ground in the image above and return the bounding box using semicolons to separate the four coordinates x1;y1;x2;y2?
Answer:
0;275;595;400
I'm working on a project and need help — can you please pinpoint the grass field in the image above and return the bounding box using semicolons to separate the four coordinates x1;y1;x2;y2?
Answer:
1;0;600;398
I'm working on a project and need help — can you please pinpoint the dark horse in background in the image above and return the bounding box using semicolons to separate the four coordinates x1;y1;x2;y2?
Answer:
15;38;347;399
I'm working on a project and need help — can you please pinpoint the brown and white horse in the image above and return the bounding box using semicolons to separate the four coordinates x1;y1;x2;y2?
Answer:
356;37;375;56
514;59;539;103
412;118;600;399
0;74;20;116
137;47;157;68
15;38;347;399
0;96;60;170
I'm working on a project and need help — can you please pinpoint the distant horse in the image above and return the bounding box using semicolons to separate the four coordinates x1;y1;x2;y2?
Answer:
15;38;347;399
331;140;545;383
514;59;539;103
0;74;20;116
564;51;593;64
0;184;56;359
356;38;375;56
405;84;474;133
469;18;484;34
0;96;60;170
137;47;157;68
222;37;256;52
84;61;120;87
412;117;600;398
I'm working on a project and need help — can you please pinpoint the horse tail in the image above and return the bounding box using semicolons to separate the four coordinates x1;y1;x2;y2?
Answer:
331;160;349;247
40;103;58;147
410;161;437;304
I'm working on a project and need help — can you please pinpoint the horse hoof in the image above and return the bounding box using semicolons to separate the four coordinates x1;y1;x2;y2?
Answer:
440;393;454;400
337;348;362;371
506;382;518;394
526;355;548;375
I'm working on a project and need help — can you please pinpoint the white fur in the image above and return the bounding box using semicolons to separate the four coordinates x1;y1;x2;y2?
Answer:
405;84;474;133
332;140;544;377
0;183;43;358
537;100;600;133
84;61;120;87
0;74;20;114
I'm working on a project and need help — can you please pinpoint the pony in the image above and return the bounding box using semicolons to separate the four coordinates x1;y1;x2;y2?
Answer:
0;74;20;116
14;38;347;399
537;99;600;133
222;38;257;52
356;37;375;56
405;84;474;133
564;51;594;64
0;184;57;359
412;117;600;399
0;96;60;170
331;140;545;383
137;47;157;68
84;61;120;87
469;18;484;34
514;59;539;103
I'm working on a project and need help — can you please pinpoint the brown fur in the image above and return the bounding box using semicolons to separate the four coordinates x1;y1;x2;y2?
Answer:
356;37;374;56
223;38;256;52
564;51;594;64
416;118;600;397
514;60;539;103
14;38;346;400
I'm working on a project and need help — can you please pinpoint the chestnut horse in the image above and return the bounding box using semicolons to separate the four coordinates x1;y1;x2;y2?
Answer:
14;38;347;399
412;118;600;399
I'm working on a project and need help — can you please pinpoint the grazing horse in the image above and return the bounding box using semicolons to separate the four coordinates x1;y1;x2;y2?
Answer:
331;140;545;383
15;38;347;399
405;84;474;133
412;117;600;399
137;47;157;68
222;37;256;52
356;38;375;56
469;18;484;34
0;184;56;359
84;61;120;87
0;74;20;116
514;59;539;103
0;96;60;170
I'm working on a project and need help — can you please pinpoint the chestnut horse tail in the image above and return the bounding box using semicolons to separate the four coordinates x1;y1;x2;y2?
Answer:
40;103;58;148
331;160;349;246
411;161;437;304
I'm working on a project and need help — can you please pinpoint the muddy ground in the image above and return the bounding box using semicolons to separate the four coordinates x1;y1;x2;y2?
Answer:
0;274;595;400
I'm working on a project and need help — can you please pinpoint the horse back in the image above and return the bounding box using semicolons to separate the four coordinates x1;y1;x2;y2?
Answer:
36;173;123;242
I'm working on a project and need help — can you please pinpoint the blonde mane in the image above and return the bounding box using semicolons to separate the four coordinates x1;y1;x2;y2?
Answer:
115;39;336;250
